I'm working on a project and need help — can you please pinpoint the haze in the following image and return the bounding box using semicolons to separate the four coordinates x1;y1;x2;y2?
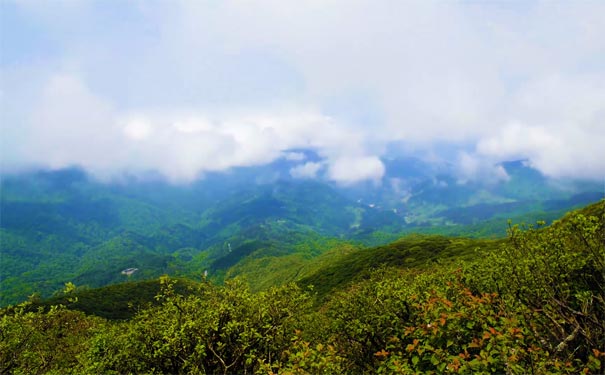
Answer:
1;0;604;183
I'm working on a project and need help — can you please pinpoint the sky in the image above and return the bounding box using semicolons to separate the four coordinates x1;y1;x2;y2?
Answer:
1;0;604;184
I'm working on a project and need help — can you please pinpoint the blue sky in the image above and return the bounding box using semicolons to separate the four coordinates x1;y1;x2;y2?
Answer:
1;0;604;183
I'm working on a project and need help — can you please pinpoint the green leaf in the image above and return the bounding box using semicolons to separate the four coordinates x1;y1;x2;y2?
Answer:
412;356;420;366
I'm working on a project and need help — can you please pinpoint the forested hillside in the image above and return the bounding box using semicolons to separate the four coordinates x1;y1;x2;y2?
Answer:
2;201;603;374
4;1;605;373
1;166;600;306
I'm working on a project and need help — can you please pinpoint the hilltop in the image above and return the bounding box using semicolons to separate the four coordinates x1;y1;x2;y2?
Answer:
1;200;603;374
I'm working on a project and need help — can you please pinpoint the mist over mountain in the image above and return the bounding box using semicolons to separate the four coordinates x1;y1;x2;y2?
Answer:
2;3;605;372
1;156;601;306
3;1;605;186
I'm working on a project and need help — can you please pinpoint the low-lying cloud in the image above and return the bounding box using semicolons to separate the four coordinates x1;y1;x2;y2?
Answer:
328;156;385;186
290;162;323;180
1;1;604;183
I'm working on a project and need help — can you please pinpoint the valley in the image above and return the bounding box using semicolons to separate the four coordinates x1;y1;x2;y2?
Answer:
3;2;605;372
0;160;601;306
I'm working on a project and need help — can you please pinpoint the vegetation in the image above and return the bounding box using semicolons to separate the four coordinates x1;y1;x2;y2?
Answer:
1;166;600;306
1;200;603;374
297;235;502;301
27;278;200;320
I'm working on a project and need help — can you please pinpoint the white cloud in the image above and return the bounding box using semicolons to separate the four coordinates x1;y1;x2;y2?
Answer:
19;74;122;175
2;1;605;182
123;118;153;141
477;122;605;180
6;71;378;182
171;117;215;134
477;123;560;161
290;162;323;179
328;155;385;185
456;151;509;184
282;152;306;162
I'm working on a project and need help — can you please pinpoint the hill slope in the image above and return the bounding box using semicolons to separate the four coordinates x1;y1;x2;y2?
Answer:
1;164;602;306
297;235;502;300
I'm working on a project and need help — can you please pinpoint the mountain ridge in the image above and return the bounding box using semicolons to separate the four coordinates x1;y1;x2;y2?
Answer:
1;162;602;305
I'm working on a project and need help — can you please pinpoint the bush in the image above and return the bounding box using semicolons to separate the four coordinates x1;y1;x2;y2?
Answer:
83;277;312;374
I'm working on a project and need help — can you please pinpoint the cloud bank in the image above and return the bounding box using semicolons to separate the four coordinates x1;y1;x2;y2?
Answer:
1;0;604;183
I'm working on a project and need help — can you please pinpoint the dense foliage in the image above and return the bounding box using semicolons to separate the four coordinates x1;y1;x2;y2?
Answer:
1;201;603;374
1;167;600;306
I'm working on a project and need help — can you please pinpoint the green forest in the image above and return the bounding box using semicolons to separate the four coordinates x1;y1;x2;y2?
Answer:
2;200;603;374
2;167;600;307
4;1;605;374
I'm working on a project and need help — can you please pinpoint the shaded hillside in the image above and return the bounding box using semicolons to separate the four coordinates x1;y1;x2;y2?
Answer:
298;235;502;299
28;278;201;320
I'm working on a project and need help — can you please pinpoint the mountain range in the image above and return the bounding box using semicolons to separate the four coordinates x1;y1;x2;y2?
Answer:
0;155;602;306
